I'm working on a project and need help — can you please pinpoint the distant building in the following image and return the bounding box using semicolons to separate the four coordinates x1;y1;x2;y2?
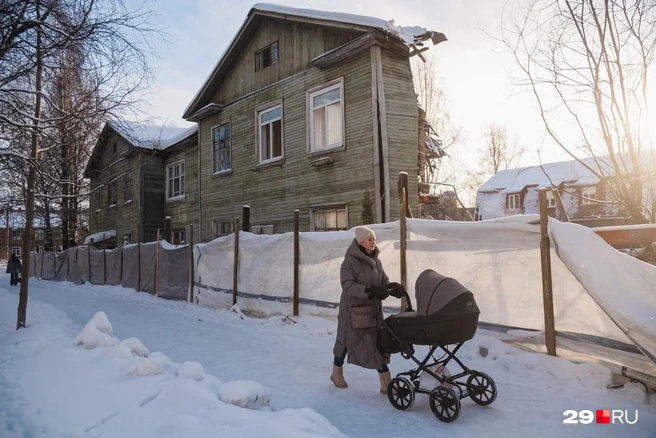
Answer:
475;153;656;227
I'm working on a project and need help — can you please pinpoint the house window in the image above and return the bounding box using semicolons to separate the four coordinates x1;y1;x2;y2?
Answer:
311;205;348;231
122;232;132;245
258;105;283;164
95;188;102;211
255;41;278;72
12;230;21;240
11;247;21;257
124;178;133;203
213;220;233;239
166;161;185;200
251;225;274;235
546;190;557;208
309;82;344;152
107;181;117;206
172;229;186;245
581;186;596;205
506;193;521;211
212;124;231;173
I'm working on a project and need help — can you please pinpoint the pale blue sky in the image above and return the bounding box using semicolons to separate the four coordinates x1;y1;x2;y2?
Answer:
133;0;576;193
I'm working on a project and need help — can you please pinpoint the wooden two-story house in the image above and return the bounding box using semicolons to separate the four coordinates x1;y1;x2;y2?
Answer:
84;121;199;246
182;4;447;241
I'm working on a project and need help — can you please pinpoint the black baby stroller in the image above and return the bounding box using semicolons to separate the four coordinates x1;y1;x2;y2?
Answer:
377;269;497;423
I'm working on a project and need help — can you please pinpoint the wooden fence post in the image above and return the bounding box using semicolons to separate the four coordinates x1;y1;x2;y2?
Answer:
552;188;569;222
539;188;557;356
155;228;160;297
87;243;91;282
40;248;44;278
188;224;194;303
137;241;141;292
242;206;250;232
233;218;240;306
102;233;106;284
293;210;300;316
398;172;409;312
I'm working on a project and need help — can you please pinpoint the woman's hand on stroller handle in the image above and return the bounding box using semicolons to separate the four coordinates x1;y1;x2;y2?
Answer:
366;284;389;300
386;282;406;299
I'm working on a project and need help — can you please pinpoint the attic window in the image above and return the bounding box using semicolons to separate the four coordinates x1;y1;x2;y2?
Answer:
255;41;278;72
581;186;596;205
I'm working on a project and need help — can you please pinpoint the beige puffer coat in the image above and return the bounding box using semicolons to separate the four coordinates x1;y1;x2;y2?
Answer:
333;239;390;370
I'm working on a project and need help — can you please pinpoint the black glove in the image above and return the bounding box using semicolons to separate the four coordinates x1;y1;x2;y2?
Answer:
365;284;389;300
387;282;406;299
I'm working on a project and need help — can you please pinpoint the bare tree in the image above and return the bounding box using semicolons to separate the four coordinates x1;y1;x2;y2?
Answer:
411;57;463;187
494;0;656;223
0;0;160;329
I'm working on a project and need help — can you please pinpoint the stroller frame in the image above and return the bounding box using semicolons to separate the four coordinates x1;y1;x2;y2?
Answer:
376;292;497;423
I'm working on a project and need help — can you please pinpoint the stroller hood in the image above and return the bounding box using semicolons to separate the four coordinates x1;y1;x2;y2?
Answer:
415;269;472;316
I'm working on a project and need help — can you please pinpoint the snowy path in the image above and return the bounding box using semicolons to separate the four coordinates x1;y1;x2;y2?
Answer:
1;275;654;437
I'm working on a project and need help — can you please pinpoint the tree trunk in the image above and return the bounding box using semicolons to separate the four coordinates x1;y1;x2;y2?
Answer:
18;0;42;330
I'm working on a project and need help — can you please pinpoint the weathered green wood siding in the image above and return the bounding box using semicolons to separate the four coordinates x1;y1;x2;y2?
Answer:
163;140;199;237
88;133;143;244
198;49;376;241
381;51;419;219
214;19;361;105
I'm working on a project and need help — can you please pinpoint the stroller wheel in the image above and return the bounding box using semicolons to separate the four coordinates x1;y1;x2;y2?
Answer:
429;386;461;423
466;371;497;406
387;377;415;411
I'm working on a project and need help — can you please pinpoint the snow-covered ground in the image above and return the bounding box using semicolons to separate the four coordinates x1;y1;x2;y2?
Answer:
0;276;654;437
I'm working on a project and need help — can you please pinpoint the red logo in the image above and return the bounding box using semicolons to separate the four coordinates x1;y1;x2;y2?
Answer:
596;410;611;424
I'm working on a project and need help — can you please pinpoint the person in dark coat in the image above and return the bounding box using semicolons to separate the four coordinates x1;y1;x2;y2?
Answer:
330;226;406;394
6;254;22;286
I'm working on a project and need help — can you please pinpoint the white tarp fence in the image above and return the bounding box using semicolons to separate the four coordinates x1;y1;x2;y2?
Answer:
194;216;656;376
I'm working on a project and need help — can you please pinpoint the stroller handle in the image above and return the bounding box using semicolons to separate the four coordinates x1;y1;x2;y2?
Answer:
377;288;413;313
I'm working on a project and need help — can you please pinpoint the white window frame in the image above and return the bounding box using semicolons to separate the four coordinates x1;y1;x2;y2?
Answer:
124;177;133;204
172;229;186;244
11;246;21;257
123;232;132;245
581;186;596;205
507;193;521;211
256;103;284;165
310;204;349;231
211;123;232;174
546;189;557;208
307;79;345;154
166;160;185;201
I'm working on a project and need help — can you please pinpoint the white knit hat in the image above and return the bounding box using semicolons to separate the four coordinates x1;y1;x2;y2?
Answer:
354;226;375;244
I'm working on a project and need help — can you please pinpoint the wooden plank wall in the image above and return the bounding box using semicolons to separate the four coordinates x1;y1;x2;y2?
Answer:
198;49;377;241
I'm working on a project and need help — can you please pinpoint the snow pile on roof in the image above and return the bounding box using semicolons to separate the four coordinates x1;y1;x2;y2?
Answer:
109;121;197;151
479;157;607;193
252;3;429;46
84;230;116;245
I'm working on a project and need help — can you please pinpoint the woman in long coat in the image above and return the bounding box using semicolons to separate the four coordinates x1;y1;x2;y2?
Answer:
6;253;22;286
330;226;405;394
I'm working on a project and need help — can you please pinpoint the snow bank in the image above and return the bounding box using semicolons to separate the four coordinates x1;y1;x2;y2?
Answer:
218;380;271;411
177;361;205;381
74;311;119;349
0;303;343;437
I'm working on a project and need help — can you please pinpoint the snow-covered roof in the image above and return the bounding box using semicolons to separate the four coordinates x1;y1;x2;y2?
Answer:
252;3;429;46
109;121;197;151
479;156;608;193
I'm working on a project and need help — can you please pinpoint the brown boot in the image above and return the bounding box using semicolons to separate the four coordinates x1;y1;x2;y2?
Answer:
331;365;348;388
379;371;391;394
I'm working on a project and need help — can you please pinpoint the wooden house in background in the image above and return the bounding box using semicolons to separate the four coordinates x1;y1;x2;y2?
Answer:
183;4;447;241
84;121;199;246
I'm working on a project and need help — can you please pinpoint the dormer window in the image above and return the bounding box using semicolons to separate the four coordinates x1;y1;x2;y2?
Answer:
255;41;278;72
